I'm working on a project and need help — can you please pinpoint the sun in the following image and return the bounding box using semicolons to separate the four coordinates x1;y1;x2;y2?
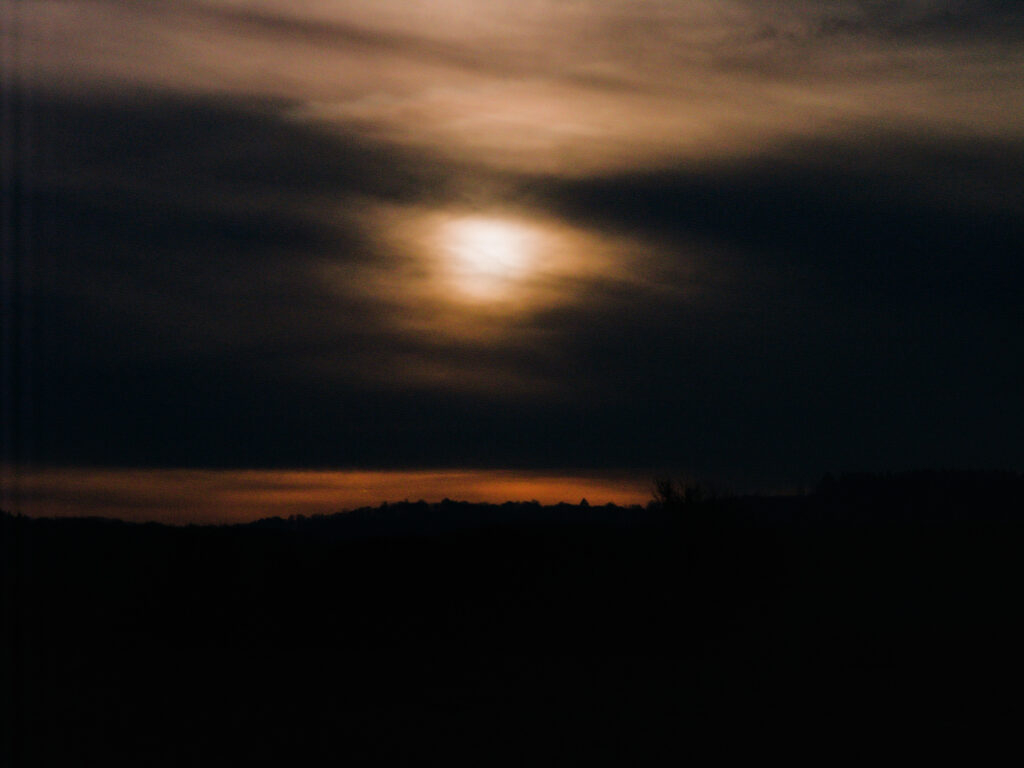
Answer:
441;216;538;299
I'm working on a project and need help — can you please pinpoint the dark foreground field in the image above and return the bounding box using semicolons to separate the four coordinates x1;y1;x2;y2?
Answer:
3;472;1023;765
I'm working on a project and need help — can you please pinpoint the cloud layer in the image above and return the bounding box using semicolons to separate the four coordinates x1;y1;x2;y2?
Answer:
16;1;1024;170
5;1;1023;491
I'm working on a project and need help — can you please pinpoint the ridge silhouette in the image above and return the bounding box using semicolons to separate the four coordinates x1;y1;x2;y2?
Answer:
2;470;1022;764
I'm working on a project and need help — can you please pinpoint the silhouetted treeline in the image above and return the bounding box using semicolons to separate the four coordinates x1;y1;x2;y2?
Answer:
247;497;649;538
2;470;1023;765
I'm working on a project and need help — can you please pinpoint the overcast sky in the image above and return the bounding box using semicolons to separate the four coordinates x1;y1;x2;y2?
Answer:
3;1;1023;510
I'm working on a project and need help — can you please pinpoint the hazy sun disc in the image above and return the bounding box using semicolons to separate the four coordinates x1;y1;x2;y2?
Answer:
442;216;538;299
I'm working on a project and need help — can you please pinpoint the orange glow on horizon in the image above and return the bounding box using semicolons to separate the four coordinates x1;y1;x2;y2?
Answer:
1;467;651;525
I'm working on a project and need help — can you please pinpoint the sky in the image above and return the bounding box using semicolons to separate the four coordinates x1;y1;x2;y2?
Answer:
2;1;1023;520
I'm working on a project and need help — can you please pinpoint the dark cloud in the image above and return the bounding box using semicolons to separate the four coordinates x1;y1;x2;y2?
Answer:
807;1;1024;41
21;91;439;458
519;128;1024;478
13;86;1024;485
20;91;590;469
532;130;1024;298
29;90;452;346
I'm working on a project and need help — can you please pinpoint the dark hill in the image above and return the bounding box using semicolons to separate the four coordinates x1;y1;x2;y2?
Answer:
2;471;1023;765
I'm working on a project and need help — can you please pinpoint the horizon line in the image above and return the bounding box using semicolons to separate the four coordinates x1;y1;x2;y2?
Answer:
0;466;661;525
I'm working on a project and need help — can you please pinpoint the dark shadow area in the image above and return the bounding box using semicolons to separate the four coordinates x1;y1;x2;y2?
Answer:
2;470;1023;764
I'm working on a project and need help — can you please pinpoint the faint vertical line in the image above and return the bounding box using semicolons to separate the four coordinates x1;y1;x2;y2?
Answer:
0;0;15;758
1;1;17;496
17;0;32;481
1;0;33;497
1;2;30;766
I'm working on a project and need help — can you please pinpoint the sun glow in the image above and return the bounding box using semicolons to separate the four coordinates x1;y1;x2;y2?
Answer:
337;202;621;341
441;216;539;299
